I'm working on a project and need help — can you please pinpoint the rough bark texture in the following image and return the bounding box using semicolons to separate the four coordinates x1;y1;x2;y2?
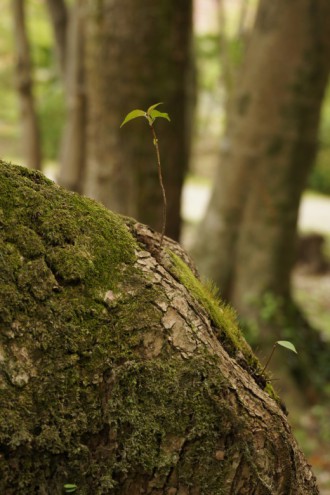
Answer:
192;0;330;317
12;0;42;171
0;161;319;494
83;0;193;240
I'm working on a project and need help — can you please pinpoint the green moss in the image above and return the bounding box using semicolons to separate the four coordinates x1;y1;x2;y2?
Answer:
169;251;250;354
0;161;277;493
5;225;46;258
103;357;237;493
46;244;95;283
167;251;280;402
0;161;149;492
0;161;137;289
264;382;278;402
17;258;58;300
2;161;236;493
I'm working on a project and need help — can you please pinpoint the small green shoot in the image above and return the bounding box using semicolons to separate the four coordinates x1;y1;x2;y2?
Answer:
64;484;78;493
262;340;298;374
277;340;297;354
121;103;171;250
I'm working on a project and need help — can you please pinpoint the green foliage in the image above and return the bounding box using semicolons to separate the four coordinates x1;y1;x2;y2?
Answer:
120;102;170;128
120;109;146;127
277;340;298;354
195;34;221;96
0;1;65;162
309;84;330;195
64;484;78;493
38;82;65;160
260;291;282;322
308;150;330;195
121;103;170;249
262;340;298;373
194;33;244;123
30;0;66;162
0;4;19;149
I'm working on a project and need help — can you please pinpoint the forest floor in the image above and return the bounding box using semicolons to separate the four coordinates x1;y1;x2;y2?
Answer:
182;179;330;495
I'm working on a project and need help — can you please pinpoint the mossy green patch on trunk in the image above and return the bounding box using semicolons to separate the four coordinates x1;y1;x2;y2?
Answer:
0;162;238;493
167;250;282;404
168;252;260;367
0;161;292;494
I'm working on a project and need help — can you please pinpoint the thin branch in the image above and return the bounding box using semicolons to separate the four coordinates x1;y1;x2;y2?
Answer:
261;344;277;374
150;124;167;250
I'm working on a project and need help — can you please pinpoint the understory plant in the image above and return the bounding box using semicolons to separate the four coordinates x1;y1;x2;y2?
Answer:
262;340;298;373
121;103;170;250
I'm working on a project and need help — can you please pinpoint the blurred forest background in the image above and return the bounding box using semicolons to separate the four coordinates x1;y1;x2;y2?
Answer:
1;0;330;492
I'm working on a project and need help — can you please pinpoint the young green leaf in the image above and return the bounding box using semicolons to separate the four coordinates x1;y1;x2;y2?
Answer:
120;102;170;251
147;102;163;113
64;484;78;493
148;109;171;122
276;340;298;354
120;109;146;128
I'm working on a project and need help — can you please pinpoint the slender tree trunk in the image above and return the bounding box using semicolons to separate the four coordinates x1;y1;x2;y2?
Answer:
45;0;68;78
45;0;87;193
193;0;330;314
12;0;42;171
84;0;193;240
57;0;87;193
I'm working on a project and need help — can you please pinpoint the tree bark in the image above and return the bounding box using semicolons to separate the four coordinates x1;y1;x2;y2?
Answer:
0;159;319;494
83;0;193;240
192;0;330;317
57;0;87;193
12;0;42;171
45;0;87;193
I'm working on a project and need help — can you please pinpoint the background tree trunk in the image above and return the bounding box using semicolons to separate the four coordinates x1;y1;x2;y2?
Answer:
45;0;68;78
192;0;330;319
83;0;193;240
45;0;87;194
57;0;87;193
0;160;320;494
12;0;42;171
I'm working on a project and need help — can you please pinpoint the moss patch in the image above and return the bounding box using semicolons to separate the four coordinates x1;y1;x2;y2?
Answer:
0;161;278;493
0;162;146;492
93;357;239;494
0;162;242;493
168;252;251;355
167;251;280;401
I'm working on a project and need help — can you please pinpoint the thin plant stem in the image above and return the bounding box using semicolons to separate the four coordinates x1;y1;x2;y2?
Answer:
261;343;277;374
150;124;167;250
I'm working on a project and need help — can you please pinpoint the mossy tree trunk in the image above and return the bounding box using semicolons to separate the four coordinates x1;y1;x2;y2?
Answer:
83;0;193;241
0;160;319;494
192;1;330;340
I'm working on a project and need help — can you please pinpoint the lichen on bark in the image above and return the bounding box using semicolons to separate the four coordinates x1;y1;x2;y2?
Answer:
0;161;319;494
